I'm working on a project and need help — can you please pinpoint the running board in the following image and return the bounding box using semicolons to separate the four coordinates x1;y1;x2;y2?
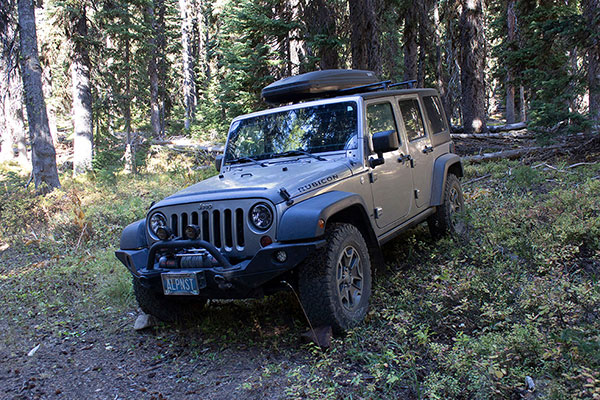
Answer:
377;208;436;245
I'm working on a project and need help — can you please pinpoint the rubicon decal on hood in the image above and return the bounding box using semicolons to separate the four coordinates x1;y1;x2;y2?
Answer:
297;174;339;193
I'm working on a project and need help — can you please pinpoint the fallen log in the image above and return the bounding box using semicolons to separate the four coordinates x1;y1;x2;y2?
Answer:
488;122;527;133
463;144;563;163
451;129;532;139
450;121;527;134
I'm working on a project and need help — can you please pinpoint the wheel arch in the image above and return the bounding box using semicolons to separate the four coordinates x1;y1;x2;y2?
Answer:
430;153;463;207
278;191;375;243
278;191;383;267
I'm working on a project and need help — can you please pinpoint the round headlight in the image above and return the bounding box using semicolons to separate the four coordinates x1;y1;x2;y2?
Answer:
149;212;167;238
250;203;273;231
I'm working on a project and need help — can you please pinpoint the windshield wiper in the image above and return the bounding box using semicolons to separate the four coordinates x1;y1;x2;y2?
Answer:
272;149;326;161
226;156;267;167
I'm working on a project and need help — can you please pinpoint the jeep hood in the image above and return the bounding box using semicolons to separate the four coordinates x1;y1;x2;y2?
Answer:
151;158;355;209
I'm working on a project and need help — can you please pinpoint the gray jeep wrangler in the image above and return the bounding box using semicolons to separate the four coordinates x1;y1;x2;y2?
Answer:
115;70;464;333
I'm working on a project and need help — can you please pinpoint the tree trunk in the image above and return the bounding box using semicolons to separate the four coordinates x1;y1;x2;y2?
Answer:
433;1;449;118
179;0;196;131
520;85;527;122
288;0;304;75
306;0;339;70
146;0;163;138
459;0;488;133
123;15;136;175
582;0;600;132
416;1;433;88
71;5;93;175
17;0;60;193
348;0;381;74
1;6;28;167
505;0;516;124
403;4;418;81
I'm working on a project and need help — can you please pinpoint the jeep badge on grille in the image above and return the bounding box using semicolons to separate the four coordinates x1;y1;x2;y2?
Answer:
198;203;213;210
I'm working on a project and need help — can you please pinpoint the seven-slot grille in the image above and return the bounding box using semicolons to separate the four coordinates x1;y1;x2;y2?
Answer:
150;199;276;257
169;208;245;250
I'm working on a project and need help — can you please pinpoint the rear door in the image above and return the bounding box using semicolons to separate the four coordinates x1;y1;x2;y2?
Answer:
366;100;414;229
397;96;434;209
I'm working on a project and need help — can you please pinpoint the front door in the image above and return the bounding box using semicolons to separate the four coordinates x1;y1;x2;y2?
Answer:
367;100;414;229
397;96;434;209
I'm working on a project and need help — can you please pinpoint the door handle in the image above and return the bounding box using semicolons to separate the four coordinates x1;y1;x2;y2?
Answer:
423;146;434;154
398;154;412;164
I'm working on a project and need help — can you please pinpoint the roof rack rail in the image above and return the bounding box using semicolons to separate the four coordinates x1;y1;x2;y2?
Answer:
389;79;417;89
337;78;417;96
338;80;392;94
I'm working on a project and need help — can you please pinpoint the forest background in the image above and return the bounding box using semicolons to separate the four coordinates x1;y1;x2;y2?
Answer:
0;0;599;189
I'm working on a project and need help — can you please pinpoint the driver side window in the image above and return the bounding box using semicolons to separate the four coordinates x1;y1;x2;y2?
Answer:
367;102;400;143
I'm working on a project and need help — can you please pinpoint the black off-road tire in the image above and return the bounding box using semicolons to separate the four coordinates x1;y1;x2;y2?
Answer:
428;173;465;238
133;278;206;323
298;223;372;334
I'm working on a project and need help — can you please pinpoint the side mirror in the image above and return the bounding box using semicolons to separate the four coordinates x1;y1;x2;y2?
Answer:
215;154;223;171
372;130;399;154
370;130;399;168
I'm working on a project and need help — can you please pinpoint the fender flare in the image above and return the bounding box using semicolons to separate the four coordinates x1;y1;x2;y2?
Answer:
277;191;369;241
119;219;148;250
430;154;463;206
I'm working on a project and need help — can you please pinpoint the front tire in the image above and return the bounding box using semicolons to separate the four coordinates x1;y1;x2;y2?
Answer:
298;223;372;334
133;278;206;322
428;173;465;237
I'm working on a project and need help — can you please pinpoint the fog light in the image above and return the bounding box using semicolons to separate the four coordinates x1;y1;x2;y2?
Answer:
184;224;200;240
275;250;287;263
260;235;273;247
156;226;172;241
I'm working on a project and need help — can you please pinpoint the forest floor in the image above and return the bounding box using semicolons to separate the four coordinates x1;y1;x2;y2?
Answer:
1;133;599;399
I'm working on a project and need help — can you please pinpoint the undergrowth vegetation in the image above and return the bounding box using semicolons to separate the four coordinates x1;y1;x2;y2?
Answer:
0;157;599;399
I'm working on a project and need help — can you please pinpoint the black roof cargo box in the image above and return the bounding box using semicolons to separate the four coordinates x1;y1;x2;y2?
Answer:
262;69;379;104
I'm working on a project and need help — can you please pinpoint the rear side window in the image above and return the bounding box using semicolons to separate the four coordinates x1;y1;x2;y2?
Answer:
423;96;447;134
367;102;399;143
398;99;426;141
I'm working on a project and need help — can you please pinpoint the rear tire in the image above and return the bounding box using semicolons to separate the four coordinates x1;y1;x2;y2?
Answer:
133;278;206;322
298;223;372;334
428;173;465;238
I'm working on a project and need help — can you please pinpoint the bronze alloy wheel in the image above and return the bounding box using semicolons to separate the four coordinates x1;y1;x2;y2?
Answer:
335;245;363;312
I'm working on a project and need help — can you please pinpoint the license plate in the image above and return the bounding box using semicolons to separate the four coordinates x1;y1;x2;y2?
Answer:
161;272;203;295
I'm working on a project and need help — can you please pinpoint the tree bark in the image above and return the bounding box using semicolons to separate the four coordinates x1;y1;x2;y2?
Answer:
403;4;418;81
348;0;381;74
582;0;600;132
306;0;339;70
416;1;433;88
520;85;527;122
459;0;488;133
179;0;196;131
123;12;135;175
17;0;60;193
70;5;93;175
505;0;516;124
146;0;164;138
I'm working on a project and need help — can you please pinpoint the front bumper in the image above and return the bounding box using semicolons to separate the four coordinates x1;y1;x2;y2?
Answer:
115;239;324;298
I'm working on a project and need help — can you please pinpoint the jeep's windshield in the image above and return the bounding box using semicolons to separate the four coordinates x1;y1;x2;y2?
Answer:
225;101;358;163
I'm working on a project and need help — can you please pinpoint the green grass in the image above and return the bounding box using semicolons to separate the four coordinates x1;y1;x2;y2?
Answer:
1;157;599;399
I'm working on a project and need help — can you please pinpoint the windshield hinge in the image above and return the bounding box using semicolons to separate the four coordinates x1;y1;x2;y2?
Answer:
279;187;294;206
